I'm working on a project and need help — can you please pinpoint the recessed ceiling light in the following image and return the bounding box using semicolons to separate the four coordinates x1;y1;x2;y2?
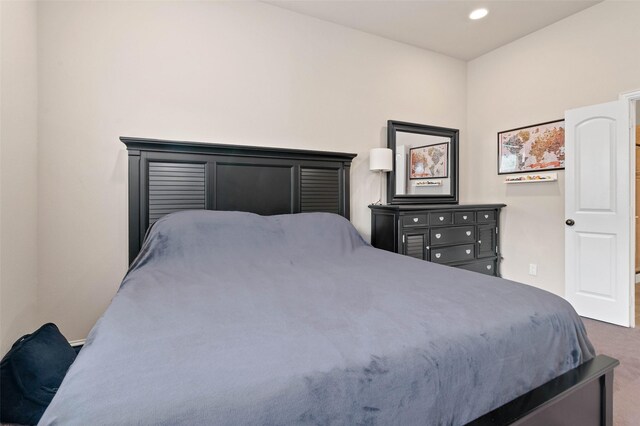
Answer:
469;8;489;20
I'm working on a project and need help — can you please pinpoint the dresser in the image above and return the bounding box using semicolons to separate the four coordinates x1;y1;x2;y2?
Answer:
369;204;506;276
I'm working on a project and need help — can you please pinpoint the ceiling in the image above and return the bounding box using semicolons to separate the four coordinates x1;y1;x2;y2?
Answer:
265;0;601;60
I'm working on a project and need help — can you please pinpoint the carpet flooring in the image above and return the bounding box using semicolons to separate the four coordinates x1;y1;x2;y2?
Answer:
582;318;640;426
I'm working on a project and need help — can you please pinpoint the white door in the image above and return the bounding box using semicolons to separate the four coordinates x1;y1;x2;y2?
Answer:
565;100;631;327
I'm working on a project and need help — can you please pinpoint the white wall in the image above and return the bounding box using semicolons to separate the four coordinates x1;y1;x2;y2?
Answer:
0;0;39;354
35;1;466;342
465;1;640;295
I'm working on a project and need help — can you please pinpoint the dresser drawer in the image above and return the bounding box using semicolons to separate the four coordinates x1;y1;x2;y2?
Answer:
430;226;475;246
454;212;474;224
430;244;475;264
477;210;496;223
429;212;453;225
401;214;428;227
458;259;496;276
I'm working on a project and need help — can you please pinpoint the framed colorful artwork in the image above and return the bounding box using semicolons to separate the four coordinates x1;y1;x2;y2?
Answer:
497;119;565;175
409;142;448;179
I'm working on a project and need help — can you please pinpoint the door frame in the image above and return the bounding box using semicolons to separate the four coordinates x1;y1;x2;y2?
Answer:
620;89;640;327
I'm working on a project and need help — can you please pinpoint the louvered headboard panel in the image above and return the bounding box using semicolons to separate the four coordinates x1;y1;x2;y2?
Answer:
148;162;206;225
300;168;340;214
122;137;356;263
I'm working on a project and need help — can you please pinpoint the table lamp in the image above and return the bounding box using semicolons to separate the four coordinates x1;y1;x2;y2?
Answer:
369;148;393;205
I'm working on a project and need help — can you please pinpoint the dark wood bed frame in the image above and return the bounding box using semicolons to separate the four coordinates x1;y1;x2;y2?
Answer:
122;137;356;263
122;137;619;426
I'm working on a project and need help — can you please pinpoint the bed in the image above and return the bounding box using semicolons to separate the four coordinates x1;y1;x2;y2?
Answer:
39;138;617;425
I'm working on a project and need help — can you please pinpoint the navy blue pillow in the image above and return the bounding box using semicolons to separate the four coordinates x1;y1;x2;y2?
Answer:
0;323;76;425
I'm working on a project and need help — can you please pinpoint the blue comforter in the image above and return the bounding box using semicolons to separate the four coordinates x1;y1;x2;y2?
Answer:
40;211;594;425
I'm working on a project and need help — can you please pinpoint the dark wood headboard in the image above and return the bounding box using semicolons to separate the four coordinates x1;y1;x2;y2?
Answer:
122;137;357;263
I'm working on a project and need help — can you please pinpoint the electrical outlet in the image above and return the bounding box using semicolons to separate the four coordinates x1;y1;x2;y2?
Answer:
529;263;537;276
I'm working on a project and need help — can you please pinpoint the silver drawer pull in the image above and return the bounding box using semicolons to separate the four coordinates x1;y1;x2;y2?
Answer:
486;265;492;270
435;233;441;239
484;214;489;219
435;253;441;258
439;216;444;221
462;215;467;220
465;249;471;254
466;231;471;236
413;217;419;223
478;240;482;244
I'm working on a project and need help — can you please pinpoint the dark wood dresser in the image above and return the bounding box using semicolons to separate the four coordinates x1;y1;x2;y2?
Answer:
369;204;506;276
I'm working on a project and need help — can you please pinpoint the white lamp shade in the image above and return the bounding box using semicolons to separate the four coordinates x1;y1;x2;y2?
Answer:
369;148;393;172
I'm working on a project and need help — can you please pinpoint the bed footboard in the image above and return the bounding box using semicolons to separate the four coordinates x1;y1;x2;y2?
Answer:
468;355;619;426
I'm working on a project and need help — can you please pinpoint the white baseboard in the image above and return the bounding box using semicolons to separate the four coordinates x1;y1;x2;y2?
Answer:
68;339;86;347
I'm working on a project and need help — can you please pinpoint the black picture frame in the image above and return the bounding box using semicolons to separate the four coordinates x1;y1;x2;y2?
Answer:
387;120;459;205
497;119;565;175
408;142;449;180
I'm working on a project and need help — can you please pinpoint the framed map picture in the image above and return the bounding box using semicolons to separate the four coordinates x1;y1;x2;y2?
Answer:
409;142;448;179
498;119;565;175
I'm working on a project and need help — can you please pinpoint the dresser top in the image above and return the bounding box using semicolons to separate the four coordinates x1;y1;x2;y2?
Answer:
369;203;506;211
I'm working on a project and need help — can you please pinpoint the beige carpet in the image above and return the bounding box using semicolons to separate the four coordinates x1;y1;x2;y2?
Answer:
582;318;640;426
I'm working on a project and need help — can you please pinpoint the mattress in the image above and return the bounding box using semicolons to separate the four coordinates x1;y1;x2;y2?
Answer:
39;211;594;425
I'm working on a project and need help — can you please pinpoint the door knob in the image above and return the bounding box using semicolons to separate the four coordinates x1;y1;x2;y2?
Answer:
565;219;575;226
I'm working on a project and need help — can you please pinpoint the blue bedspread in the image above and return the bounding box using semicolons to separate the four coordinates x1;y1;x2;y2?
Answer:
40;211;594;425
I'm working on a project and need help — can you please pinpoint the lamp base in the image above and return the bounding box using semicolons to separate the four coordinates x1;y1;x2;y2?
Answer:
372;170;385;205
